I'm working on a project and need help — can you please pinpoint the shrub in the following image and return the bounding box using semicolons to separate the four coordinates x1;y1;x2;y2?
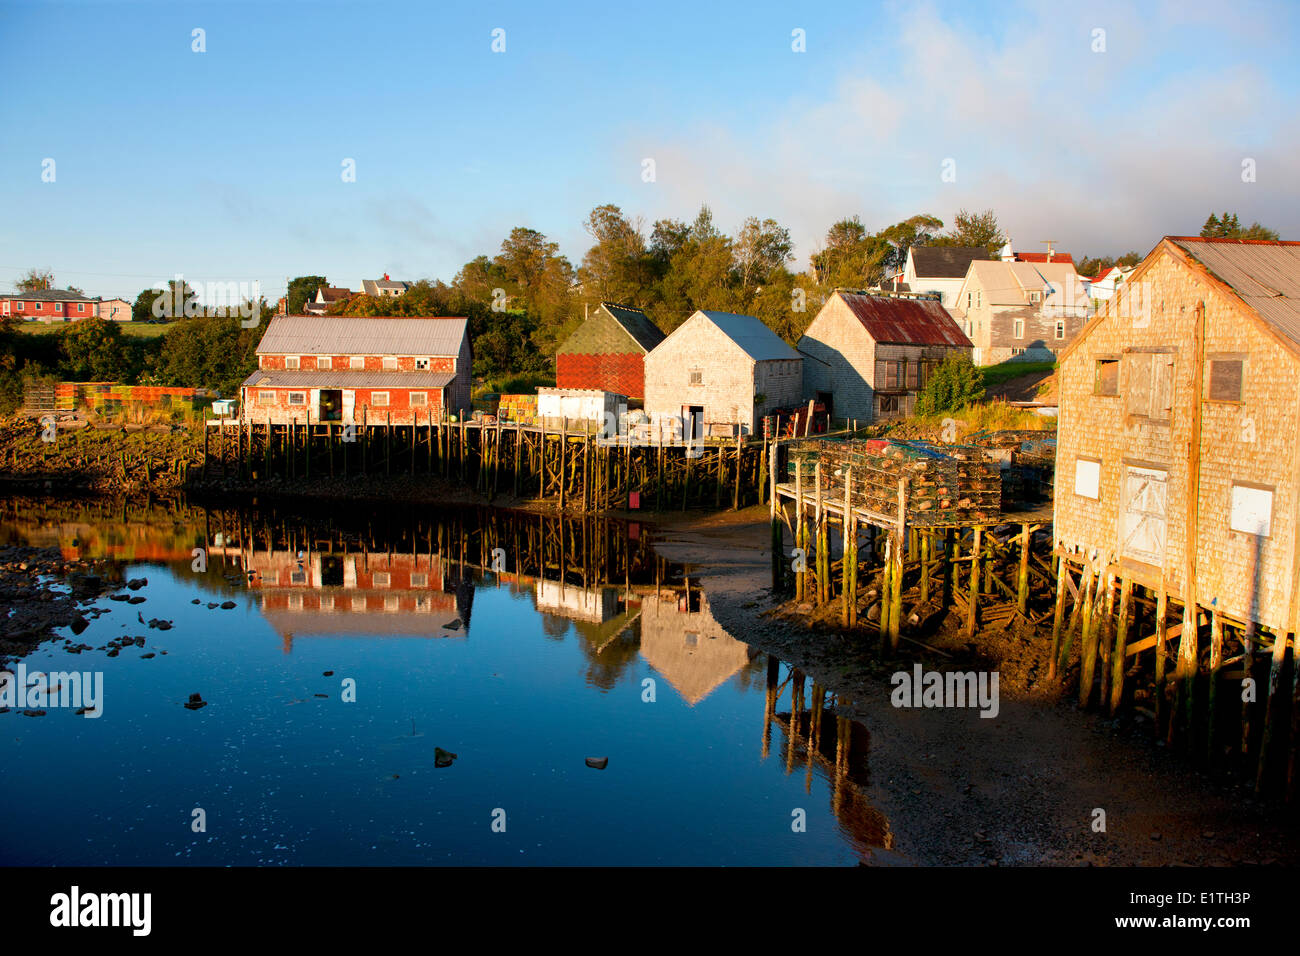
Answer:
915;354;984;416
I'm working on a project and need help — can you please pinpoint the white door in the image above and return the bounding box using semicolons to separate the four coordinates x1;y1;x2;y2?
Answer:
1121;466;1168;566
342;389;355;423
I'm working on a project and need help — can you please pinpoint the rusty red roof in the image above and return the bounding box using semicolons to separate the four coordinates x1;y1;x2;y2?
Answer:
1014;252;1075;265
833;291;972;347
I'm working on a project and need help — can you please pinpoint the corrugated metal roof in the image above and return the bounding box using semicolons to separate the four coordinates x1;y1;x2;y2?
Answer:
600;302;666;352
694;310;800;361
832;291;973;347
1172;238;1300;348
255;315;468;356
242;369;454;389
910;246;991;278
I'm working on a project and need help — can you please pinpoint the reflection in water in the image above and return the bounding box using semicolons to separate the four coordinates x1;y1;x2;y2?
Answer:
0;495;895;865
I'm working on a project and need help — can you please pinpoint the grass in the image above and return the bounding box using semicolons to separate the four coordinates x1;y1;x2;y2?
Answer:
472;371;555;399
17;320;176;339
979;359;1057;392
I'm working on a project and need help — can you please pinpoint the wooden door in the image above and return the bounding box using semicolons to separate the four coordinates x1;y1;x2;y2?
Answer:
1120;466;1168;566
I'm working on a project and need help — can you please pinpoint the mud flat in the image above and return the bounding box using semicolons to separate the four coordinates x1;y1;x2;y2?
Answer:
653;505;1300;867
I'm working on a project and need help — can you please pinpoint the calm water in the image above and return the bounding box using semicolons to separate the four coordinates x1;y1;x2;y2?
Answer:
0;497;889;866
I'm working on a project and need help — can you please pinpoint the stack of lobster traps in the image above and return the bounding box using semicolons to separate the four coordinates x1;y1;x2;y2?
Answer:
787;437;1001;527
965;429;1056;509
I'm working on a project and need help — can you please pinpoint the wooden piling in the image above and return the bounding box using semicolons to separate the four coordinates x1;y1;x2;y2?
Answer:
1108;577;1132;716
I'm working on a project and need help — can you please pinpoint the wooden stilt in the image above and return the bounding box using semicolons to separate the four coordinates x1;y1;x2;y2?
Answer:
1207;610;1224;767
1017;523;1031;613
1258;630;1292;793
965;526;981;640
1108;577;1132;716
1049;554;1068;681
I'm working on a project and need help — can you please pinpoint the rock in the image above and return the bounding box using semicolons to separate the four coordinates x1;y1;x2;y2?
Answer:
22;709;47;717
323;670;334;676
126;578;146;591
184;693;207;710
127;596;146;605
207;603;218;609
109;593;130;602
191;599;201;605
434;747;458;768
585;757;609;770
220;601;236;610
443;619;462;631
141;653;155;659
106;648;119;657
1150;831;1162;841
313;693;328;698
866;602;882;623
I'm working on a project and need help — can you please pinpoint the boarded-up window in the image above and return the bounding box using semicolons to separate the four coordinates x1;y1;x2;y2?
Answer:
1095;359;1118;395
875;360;903;389
1074;458;1100;499
1208;359;1243;402
689;369;702;385
1230;483;1272;536
382;357;398;370
1121;466;1168;565
1124;351;1174;422
905;361;919;389
349;356;364;369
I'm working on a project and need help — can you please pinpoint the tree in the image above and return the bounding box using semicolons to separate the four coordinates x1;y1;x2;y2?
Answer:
17;268;54;292
734;217;793;291
59;318;135;381
809;216;892;288
152;305;272;396
931;208;1004;255
914;353;984;416
131;280;199;321
1200;212;1278;241
287;275;328;314
577;204;652;305
876;214;944;274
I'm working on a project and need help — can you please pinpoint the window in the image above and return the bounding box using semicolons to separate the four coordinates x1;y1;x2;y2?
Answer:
1207;357;1244;403
1230;482;1273;537
415;357;430;370
689;369;702;385
905;360;919;389
286;356;300;370
1011;348;1026;355
55;302;62;312
1055;320;1065;340
382;357;398;370
1094;358;1119;396
77;303;85;313
966;292;972;310
372;392;390;407
975;291;981;309
288;392;306;406
1014;318;1024;339
257;390;276;406
410;391;427;406
1124;350;1175;423
16;302;23;311
290;568;307;585
877;395;899;414
373;572;390;587
1075;458;1101;499
411;573;428;588
317;356;331;370
1030;291;1041;303
350;356;364;369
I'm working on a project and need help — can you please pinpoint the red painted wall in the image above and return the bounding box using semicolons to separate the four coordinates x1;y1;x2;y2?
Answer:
556;352;645;398
4;298;93;319
259;354;455;373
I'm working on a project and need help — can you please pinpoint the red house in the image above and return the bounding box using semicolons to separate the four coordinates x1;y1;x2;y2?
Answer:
556;302;665;400
241;315;472;426
2;289;99;321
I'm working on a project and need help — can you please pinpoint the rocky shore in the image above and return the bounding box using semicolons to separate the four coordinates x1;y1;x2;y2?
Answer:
0;546;115;665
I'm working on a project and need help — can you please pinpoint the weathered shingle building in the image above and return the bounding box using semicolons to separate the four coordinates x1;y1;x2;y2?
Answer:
555;302;666;399
1055;236;1300;633
894;245;992;307
242;315;472;425
797;290;973;422
952;258;1091;365
643;310;802;437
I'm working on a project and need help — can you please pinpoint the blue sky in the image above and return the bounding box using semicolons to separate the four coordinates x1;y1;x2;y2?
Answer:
1;0;1297;304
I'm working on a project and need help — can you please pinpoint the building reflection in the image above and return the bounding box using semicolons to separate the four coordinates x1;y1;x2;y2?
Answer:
763;658;898;863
